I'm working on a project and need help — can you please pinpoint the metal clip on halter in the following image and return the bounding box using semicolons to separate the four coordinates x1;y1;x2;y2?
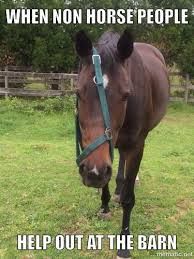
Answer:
105;128;112;140
92;54;101;65
93;76;97;85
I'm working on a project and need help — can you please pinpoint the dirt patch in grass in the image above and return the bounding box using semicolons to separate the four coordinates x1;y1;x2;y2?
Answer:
169;198;194;223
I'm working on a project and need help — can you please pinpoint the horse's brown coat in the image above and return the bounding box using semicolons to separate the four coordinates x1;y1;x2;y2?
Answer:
116;42;169;150
75;30;169;258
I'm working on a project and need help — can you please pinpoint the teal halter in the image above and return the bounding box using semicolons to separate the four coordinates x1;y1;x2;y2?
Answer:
75;47;114;166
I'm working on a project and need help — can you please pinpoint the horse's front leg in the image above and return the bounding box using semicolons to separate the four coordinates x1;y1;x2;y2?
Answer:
117;143;144;259
98;183;111;219
114;152;140;204
114;152;125;202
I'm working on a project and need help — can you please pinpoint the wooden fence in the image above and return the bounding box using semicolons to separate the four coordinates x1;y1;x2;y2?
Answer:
169;72;194;103
0;66;77;97
0;66;194;103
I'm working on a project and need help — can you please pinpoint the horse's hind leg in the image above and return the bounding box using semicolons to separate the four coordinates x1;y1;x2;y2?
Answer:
117;141;144;258
114;152;125;203
98;183;111;219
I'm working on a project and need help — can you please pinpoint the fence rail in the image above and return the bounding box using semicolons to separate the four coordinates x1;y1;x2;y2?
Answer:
0;66;194;103
0;88;74;97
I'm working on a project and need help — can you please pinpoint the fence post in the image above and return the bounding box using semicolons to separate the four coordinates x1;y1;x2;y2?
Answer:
184;74;190;104
70;78;74;91
60;79;65;92
5;66;9;98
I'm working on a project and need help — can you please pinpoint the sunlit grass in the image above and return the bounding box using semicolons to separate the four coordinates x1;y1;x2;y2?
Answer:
0;99;194;258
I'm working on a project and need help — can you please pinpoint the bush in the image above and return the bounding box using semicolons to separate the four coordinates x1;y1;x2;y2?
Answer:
0;96;75;114
177;39;194;78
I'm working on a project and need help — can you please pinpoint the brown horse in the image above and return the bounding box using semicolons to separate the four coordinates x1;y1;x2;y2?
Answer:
75;29;169;258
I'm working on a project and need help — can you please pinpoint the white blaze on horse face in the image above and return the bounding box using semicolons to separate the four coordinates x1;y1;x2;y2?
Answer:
103;74;109;89
90;165;99;176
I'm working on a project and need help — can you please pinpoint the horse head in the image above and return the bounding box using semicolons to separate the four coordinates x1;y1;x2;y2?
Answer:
75;30;134;188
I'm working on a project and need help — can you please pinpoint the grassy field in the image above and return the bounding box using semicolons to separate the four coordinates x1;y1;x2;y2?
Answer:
0;98;194;259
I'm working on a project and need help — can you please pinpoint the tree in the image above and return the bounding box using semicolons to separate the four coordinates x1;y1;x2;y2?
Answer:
0;0;193;76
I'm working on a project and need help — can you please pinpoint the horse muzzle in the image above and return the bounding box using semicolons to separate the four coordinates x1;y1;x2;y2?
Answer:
79;162;112;188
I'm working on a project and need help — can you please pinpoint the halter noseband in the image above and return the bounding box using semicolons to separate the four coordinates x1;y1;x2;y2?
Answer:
75;47;114;166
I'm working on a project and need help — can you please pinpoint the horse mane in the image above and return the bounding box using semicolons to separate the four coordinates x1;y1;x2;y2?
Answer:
95;31;120;70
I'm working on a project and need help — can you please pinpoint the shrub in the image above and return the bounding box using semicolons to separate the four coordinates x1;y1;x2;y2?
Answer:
0;96;75;114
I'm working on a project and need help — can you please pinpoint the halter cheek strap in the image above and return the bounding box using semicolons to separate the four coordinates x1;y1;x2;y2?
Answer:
75;47;114;166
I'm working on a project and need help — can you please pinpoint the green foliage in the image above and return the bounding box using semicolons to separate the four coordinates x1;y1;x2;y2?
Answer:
32;29;74;72
0;0;194;75
0;96;75;114
177;38;194;77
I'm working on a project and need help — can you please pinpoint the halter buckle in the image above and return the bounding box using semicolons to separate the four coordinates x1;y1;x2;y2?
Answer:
105;128;112;140
92;54;101;65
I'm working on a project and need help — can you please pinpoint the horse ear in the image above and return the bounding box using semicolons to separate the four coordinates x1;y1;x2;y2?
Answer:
117;29;134;61
75;30;92;58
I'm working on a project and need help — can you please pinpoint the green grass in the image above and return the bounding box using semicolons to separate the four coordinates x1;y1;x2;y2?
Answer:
24;82;47;90
0;99;194;258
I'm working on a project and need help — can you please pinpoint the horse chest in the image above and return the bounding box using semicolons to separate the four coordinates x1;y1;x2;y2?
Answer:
116;125;143;149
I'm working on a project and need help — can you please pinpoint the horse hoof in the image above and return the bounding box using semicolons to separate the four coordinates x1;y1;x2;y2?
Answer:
97;210;112;220
112;194;120;203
